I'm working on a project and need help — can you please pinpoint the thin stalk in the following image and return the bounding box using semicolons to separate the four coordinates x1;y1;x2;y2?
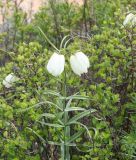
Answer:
62;70;70;160
130;28;135;91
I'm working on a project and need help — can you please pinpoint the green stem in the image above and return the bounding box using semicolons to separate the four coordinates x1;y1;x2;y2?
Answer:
62;70;70;160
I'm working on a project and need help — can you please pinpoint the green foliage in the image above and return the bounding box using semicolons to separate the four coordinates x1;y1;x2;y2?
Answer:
121;94;136;160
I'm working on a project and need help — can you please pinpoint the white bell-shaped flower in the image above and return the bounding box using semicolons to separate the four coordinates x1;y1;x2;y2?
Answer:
3;73;18;88
47;52;65;77
70;52;90;76
123;13;136;26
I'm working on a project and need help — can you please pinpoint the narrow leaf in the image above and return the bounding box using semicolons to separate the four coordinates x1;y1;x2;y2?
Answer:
18;101;63;113
27;127;61;146
38;113;55;119
66;110;90;125
66;95;89;100
38;27;59;52
60;35;70;49
65;107;86;112
66;98;73;109
27;127;46;145
71;122;92;142
44;90;61;97
37;121;64;128
66;129;85;144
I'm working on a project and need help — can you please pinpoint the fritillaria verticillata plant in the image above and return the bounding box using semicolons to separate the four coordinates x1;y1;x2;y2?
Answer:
20;27;96;160
123;13;136;27
3;73;19;88
123;12;136;90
